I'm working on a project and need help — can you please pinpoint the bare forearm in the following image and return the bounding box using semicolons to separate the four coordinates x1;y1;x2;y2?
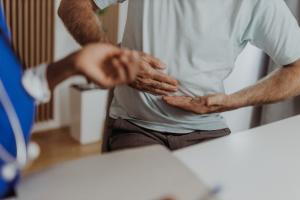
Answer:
46;53;78;91
163;60;300;114
229;61;300;108
58;0;109;45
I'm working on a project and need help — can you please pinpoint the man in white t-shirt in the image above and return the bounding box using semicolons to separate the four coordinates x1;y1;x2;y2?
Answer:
59;0;300;152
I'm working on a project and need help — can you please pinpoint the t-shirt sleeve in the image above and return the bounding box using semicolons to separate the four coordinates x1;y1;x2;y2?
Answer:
93;0;126;9
243;0;300;66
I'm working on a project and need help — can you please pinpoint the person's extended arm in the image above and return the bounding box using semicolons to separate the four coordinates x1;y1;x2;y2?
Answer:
47;43;139;91
58;0;107;45
58;0;179;95
163;60;300;114
227;60;300;107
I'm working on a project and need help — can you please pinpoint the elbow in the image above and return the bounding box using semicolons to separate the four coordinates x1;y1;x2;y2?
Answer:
57;1;66;20
58;0;96;20
58;0;73;21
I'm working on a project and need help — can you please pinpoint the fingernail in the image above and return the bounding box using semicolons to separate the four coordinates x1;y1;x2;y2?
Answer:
171;86;178;91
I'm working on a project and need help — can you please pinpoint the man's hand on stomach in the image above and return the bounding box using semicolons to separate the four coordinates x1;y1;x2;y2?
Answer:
129;52;179;96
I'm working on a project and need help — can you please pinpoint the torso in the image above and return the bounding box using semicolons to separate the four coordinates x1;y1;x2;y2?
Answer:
111;0;256;132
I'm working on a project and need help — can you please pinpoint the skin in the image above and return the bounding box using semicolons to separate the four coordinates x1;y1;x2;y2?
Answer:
58;0;178;95
59;0;300;114
58;0;109;44
130;52;178;95
46;43;140;91
163;59;300;114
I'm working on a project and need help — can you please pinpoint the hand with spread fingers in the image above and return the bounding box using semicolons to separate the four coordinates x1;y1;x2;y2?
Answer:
129;52;179;96
163;94;237;114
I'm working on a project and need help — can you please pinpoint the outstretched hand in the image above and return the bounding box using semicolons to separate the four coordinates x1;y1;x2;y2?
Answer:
163;94;237;114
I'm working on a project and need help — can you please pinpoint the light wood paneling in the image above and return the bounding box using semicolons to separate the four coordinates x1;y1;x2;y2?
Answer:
2;0;55;122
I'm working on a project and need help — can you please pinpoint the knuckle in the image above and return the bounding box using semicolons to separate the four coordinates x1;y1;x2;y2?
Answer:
152;82;160;88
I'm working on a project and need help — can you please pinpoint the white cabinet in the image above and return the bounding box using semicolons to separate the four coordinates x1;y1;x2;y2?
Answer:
69;84;108;145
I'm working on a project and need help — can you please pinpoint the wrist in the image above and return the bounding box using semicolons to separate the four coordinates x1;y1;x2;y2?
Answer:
46;52;80;90
62;52;81;76
226;93;246;109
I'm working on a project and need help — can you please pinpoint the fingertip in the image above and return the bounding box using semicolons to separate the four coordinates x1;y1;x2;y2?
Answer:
151;57;166;67
169;79;179;86
171;86;179;92
156;63;167;69
175;79;180;86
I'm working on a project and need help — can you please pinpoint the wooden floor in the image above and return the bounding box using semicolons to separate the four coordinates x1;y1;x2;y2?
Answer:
23;127;102;176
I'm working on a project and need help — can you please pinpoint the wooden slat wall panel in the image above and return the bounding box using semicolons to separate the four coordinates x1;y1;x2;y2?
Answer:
2;0;55;123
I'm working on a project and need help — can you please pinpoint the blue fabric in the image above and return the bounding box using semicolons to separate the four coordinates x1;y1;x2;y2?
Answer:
0;6;35;198
0;5;10;40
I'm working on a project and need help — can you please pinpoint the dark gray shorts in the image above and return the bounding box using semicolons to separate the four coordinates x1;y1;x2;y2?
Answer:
105;118;231;152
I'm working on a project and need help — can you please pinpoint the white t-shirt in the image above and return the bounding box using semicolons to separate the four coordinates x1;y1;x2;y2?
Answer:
94;0;300;133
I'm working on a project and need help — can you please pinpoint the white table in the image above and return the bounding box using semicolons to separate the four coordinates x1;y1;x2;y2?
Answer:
17;146;208;200
174;115;300;200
